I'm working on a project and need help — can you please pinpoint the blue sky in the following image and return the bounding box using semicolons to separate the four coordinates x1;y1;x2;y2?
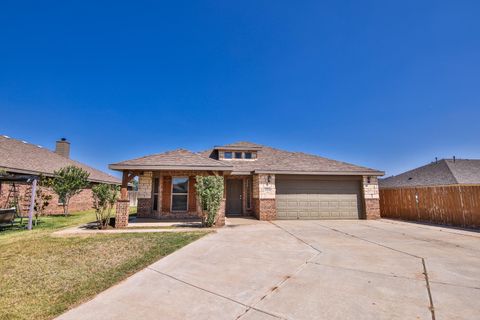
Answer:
1;0;479;177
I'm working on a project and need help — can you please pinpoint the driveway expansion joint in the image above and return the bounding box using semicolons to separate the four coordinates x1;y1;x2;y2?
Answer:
312;221;436;320
146;267;286;320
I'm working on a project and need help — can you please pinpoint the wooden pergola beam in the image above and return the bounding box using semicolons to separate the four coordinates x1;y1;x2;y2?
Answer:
120;171;137;200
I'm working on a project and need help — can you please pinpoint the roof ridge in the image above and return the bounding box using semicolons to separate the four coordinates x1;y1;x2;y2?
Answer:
443;159;461;184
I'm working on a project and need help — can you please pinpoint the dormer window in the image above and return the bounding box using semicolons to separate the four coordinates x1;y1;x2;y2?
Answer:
218;149;258;160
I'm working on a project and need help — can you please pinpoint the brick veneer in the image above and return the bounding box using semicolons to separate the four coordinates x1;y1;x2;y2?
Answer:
252;174;277;221
115;200;130;228
0;182;95;215
137;198;152;217
362;176;381;219
253;199;276;221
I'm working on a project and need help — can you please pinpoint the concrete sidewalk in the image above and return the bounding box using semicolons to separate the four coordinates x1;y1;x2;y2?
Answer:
57;219;480;320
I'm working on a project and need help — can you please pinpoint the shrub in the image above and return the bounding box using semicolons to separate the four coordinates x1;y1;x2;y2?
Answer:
92;184;119;229
51;166;90;216
195;175;224;227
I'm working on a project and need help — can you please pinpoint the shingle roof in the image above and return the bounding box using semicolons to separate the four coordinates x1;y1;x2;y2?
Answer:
205;142;383;175
0;135;120;184
379;159;480;188
109;149;233;171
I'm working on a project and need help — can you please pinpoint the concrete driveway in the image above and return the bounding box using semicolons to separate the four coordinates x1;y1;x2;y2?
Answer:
58;218;480;320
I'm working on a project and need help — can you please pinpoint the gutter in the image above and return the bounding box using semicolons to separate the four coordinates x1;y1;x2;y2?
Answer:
108;164;234;171
253;170;385;176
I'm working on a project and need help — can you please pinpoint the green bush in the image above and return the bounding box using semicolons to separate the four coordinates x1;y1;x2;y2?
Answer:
92;184;119;229
195;176;224;227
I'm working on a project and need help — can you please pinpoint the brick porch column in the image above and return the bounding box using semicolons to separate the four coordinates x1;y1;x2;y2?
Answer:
137;171;153;217
215;198;226;227
115;199;130;228
253;174;276;220
362;176;380;219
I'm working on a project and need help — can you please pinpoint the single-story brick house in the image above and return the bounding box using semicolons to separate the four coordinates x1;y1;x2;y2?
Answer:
0;135;120;214
110;142;384;227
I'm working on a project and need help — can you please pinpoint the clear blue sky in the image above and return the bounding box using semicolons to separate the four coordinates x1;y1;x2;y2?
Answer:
1;1;479;178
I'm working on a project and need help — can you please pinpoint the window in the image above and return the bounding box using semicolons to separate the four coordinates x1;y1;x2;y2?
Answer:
172;177;189;211
152;177;159;211
234;152;243;159
244;152;252;159
224;152;232;159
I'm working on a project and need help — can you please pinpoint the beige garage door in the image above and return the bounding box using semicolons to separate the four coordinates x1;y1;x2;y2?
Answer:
276;175;362;220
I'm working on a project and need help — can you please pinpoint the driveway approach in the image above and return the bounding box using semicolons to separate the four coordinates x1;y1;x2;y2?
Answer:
58;218;480;320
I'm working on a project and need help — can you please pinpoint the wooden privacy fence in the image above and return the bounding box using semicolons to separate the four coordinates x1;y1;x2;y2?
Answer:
380;185;480;228
128;191;138;207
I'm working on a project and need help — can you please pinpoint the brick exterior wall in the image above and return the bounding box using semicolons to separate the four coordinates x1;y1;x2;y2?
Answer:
134;171;216;221
115;200;130;228
362;176;381;219
0;181;94;215
252;174;277;220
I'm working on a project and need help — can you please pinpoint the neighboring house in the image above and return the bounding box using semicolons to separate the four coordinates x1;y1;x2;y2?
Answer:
379;158;480;228
110;142;384;227
0;135;120;214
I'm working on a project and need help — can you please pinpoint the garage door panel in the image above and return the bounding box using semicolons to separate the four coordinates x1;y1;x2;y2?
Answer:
276;176;361;220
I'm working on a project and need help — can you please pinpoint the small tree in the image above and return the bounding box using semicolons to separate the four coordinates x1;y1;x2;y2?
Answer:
51;166;90;216
92;184;119;229
195;175;224;227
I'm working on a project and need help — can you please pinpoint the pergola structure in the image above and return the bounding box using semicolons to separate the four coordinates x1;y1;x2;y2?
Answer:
0;173;39;230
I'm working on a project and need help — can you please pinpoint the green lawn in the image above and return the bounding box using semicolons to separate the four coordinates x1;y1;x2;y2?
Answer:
0;210;208;320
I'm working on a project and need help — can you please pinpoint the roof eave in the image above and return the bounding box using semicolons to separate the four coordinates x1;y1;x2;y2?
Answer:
213;146;262;151
0;166;120;185
253;170;385;176
109;164;234;172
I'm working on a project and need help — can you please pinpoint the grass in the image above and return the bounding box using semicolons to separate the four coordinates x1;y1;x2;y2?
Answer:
0;209;208;320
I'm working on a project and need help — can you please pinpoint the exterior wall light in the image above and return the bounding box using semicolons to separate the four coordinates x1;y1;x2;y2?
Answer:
267;175;272;184
367;176;371;184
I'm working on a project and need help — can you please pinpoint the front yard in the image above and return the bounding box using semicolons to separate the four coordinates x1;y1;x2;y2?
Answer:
0;210;207;320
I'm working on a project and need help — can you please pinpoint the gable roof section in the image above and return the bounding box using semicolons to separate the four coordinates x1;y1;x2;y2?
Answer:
202;142;384;175
379;159;480;188
0;135;120;184
109;149;233;171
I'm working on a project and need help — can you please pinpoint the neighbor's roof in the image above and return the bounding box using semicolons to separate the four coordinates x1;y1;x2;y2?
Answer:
202;142;384;175
109;149;233;171
0;135;120;184
379;159;480;188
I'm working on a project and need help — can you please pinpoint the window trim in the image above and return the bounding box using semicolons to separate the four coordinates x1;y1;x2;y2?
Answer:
152;177;160;212
224;151;233;159
234;152;243;159
171;176;189;212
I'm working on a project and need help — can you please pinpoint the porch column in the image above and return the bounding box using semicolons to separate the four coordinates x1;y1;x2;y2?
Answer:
115;171;134;228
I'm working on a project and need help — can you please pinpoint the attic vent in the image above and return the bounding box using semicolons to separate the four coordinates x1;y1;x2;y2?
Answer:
3;135;10;138
408;177;413;180
22;141;28;144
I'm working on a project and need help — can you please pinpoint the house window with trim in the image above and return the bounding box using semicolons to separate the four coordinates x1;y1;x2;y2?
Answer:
246;177;252;210
152;177;159;211
172;177;189;211
224;152;233;159
234;152;243;159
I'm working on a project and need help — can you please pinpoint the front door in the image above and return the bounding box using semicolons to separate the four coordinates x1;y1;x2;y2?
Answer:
226;179;243;215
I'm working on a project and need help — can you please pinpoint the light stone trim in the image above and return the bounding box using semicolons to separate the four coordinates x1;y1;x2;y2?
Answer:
254;174;276;199
138;171;153;199
362;176;379;199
